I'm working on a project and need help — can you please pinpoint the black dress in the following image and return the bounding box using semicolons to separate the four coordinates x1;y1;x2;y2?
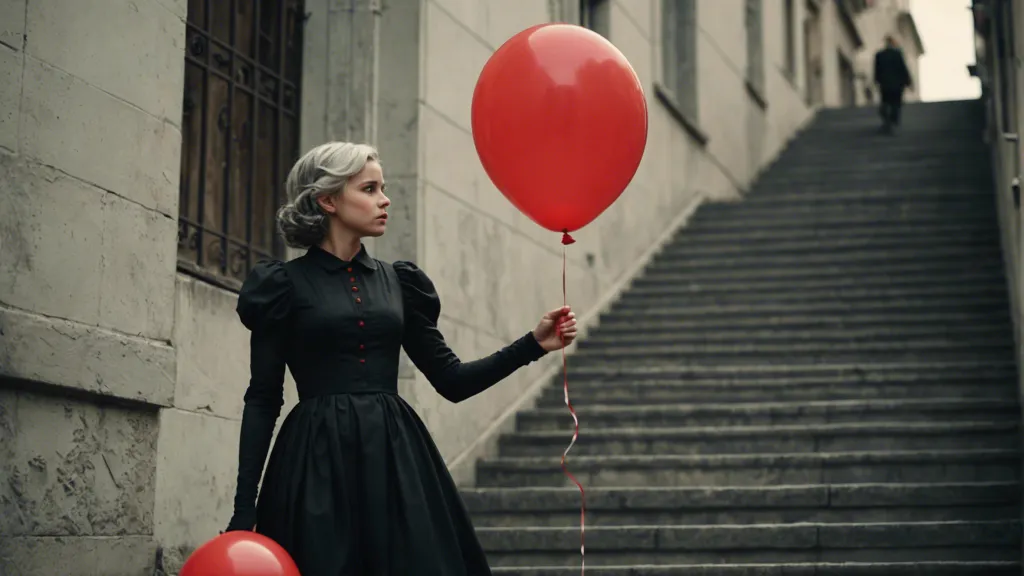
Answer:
226;244;548;575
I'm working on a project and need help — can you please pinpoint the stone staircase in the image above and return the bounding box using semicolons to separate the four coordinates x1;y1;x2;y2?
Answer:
463;100;1024;574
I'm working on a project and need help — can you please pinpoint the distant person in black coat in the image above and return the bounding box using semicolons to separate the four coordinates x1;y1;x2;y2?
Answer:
873;35;913;133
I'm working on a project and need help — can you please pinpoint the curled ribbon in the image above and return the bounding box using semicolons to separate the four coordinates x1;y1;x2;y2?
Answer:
560;230;585;574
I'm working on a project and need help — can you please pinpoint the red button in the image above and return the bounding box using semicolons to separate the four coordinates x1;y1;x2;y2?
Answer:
350;277;355;282
359;359;366;364
355;297;362;303
359;344;365;350
352;286;359;292
347;267;353;272
358;320;365;327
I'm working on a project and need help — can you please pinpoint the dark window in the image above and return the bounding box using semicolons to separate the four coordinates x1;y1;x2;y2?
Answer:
746;0;764;93
178;0;305;289
783;0;795;79
662;0;698;121
580;0;611;39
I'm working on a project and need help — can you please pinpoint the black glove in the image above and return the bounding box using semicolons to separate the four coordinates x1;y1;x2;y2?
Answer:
225;507;257;533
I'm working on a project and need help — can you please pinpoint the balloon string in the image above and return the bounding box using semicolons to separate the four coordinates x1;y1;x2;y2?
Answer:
559;230;584;574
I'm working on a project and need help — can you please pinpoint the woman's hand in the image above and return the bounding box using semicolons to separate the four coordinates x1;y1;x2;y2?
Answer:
225;509;256;533
532;306;578;352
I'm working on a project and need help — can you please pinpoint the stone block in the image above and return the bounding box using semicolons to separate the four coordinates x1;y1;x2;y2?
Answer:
25;0;185;121
0;536;156;576
484;0;548;48
423;1;492;131
0;0;26;51
19;58;180;217
375;0;421;175
153;408;240;547
99;194;177;341
325;4;374;142
155;0;188;20
0;154;105;324
616;0;652;40
0;47;20;151
0;388;158;538
298;0;329;153
173;275;256;418
0;307;176;406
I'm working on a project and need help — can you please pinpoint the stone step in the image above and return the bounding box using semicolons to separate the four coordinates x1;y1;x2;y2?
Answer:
537;378;1016;405
683;210;995;233
698;196;994;219
626;271;1003;297
595;316;1007;337
691;202;995;223
786;132;984;148
758;163;989;178
478;520;1020;566
463;482;1020;527
662;232;998;259
635;261;1004;285
765;156;989;174
604;297;1009;319
515;399;1017;432
673;222;995;244
579;324;1011;348
498;422;1020;457
558;361;1018;382
490;561;1021;576
754;175;991;190
568;337;1013;363
742;182;991;199
649;246;1002;270
474;449;1021;488
620;283;1006;307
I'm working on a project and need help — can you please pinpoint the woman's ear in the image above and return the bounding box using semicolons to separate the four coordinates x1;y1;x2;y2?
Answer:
316;193;337;214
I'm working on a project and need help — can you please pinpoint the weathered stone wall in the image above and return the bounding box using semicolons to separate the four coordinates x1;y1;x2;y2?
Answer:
0;1;182;574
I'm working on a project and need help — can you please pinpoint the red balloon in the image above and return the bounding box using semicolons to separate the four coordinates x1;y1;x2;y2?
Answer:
472;23;648;234
180;531;300;576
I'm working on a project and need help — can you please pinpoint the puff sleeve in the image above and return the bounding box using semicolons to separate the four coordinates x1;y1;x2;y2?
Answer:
226;260;292;531
394;261;547;403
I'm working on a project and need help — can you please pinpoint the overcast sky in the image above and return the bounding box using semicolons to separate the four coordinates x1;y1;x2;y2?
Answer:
909;0;982;101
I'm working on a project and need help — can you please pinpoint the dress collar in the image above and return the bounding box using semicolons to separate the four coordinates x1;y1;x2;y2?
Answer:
306;243;378;272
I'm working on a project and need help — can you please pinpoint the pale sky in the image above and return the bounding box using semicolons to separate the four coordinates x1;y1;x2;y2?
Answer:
909;0;982;101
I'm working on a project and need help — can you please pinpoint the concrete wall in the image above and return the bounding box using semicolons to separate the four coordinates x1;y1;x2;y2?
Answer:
971;0;1023;558
0;0;832;573
0;1;182;574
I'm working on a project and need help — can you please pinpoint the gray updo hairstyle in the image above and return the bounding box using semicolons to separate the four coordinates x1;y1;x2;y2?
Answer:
276;141;381;249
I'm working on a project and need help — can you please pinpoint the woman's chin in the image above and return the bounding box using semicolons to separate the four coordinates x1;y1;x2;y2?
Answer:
365;223;387;237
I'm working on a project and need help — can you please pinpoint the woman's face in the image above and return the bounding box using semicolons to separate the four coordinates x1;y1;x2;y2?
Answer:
319;160;390;237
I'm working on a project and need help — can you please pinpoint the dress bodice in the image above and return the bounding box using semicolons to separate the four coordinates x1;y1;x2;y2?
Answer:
238;245;406;397
234;244;547;402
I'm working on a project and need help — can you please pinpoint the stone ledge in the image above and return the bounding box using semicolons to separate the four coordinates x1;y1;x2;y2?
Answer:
0;535;157;576
0;306;175;406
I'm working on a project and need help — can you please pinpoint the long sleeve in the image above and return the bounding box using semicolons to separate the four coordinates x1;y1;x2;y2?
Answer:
394;261;547;403
227;260;292;531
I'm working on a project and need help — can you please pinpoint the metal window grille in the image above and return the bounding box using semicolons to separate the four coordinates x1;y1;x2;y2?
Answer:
178;0;306;289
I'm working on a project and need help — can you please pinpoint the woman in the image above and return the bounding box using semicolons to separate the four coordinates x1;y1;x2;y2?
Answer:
225;141;578;575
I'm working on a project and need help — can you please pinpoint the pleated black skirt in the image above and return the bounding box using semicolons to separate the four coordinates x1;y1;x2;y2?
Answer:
254;393;492;576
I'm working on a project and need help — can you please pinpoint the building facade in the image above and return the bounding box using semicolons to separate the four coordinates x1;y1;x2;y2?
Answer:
970;0;1023;542
0;0;919;573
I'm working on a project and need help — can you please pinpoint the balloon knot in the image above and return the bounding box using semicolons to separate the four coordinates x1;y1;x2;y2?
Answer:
561;231;576;246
